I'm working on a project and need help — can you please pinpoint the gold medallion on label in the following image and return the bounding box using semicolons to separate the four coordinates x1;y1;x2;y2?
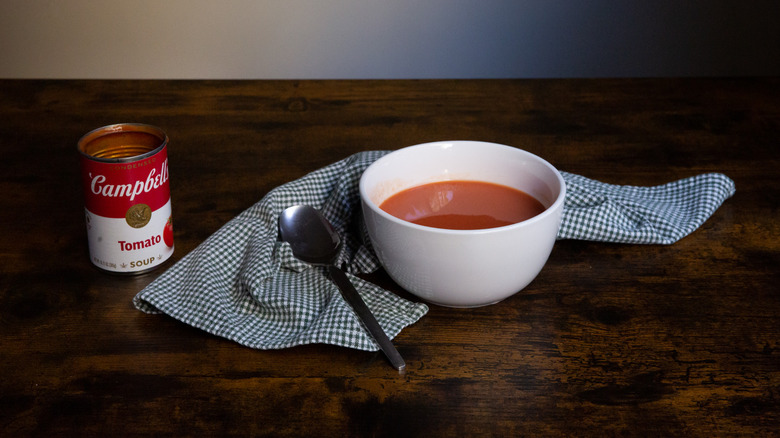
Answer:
126;203;152;228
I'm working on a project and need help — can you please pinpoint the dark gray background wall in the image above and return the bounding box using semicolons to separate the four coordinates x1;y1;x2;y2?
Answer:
1;0;778;79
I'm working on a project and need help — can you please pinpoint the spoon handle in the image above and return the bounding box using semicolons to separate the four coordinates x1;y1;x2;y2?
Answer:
328;265;406;372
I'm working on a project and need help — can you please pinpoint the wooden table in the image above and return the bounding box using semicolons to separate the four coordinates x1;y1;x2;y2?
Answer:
1;79;778;436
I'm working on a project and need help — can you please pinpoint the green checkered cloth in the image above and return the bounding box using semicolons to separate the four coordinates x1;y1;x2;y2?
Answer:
134;150;734;351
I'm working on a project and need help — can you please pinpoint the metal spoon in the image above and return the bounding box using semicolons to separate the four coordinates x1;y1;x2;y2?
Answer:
278;205;406;372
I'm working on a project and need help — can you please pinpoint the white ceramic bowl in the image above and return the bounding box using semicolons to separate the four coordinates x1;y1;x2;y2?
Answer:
359;141;566;307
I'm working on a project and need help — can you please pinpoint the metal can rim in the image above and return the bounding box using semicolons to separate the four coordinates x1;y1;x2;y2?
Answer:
77;123;169;163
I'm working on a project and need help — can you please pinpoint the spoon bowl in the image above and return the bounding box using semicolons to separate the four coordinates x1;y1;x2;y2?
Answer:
279;205;341;265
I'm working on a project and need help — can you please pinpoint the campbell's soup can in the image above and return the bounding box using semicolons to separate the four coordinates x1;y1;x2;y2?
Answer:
78;123;174;274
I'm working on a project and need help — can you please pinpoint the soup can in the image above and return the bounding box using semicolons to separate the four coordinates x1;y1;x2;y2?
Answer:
78;123;174;274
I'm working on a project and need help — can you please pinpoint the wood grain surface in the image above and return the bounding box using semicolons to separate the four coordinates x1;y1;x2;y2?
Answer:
1;78;778;436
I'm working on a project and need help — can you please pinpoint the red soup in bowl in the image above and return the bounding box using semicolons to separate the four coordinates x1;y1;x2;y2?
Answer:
379;180;545;230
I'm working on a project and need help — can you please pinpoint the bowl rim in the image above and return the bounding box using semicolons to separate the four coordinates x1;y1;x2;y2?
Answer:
359;140;567;235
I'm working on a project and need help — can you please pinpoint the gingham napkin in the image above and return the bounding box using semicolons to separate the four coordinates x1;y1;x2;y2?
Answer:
133;150;734;351
558;171;735;244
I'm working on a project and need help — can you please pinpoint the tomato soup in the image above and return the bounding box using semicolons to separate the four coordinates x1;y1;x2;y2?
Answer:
379;180;545;230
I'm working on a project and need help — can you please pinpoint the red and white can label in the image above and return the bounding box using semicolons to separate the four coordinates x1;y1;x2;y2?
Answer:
80;139;174;273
